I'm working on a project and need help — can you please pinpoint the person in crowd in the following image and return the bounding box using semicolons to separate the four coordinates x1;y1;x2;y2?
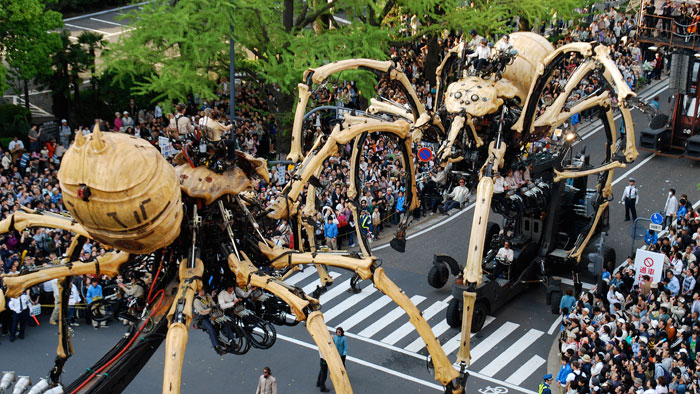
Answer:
256;366;277;394
439;178;469;214
620;177;639;221
317;350;330;392
8;289;31;342
333;327;348;366
193;287;225;354
664;188;679;230
324;216;338;250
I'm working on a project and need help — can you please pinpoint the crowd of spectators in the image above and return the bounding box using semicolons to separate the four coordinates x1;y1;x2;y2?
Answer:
557;190;700;393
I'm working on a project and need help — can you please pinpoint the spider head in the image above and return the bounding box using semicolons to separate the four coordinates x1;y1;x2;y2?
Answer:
445;77;504;118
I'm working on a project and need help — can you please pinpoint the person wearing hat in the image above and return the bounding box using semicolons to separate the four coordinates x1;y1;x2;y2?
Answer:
122;111;134;130
539;374;553;394
59;119;72;148
620;177;639;221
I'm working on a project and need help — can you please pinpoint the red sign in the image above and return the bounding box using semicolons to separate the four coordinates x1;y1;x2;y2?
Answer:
418;147;433;162
643;257;654;267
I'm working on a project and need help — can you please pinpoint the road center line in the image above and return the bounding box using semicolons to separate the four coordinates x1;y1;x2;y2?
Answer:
64;23;110;35
89;17;126;26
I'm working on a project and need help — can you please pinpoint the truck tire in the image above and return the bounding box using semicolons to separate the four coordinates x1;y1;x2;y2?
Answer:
427;263;450;288
550;291;562;315
484;222;500;255
471;302;488;333
446;298;462;328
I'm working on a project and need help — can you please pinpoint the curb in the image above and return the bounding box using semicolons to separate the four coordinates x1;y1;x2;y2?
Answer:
547;331;562;390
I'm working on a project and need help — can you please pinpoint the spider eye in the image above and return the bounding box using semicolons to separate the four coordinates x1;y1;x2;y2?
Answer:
471;94;479;102
454;92;462;99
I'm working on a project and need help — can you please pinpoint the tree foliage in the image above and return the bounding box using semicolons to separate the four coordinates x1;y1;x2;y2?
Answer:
0;0;63;94
105;0;589;121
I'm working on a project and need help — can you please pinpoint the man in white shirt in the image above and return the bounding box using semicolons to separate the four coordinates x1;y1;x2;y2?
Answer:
495;34;512;52
494;172;505;194
468;39;491;71
8;290;31;341
620;178;638;221
439;178;470;214
663;188;678;230
490;241;514;279
217;285;240;311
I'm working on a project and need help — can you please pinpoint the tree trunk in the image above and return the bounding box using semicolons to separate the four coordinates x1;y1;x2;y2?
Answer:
283;0;294;32
90;48;97;92
423;34;441;88
23;79;30;110
72;73;81;121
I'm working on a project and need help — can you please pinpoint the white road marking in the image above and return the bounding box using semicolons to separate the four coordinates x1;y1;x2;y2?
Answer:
302;272;340;294
611;154;656;186
90;17;126;26
357;295;426;338
319;278;353;304
338;295;393;330
478;328;544;376
505;355;546;385
374;202;476;251
470;321;519;364
405;319;452;352
547;315;563;335
381;298;451;345
63;1;151;22
64;23;110;35
336;329;538;394
284;267;317;286
276;332;444;391
441;315;496;355
323;285;377;322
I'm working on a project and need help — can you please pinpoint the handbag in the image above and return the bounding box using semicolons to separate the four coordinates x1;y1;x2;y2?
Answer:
29;303;41;316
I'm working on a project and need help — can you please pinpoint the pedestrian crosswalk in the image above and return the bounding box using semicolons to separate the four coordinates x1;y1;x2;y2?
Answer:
283;266;555;389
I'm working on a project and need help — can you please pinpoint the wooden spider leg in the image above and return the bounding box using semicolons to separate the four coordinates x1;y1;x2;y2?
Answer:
437;115;465;165
162;258;203;394
49;236;86;384
0;207;90;238
347;133;372;257
456;141;506;371
289;59;426;163
372;268;462;392
300;166;333;286
306;311;354;394
1;250;129;303
227;252;352;392
593;45;638;163
270;120;411;220
256;244;464;391
288;83;313;163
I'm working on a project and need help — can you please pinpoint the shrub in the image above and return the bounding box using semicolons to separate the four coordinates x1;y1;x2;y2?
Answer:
0;104;31;139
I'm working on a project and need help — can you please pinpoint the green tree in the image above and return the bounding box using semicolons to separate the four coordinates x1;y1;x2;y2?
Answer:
105;0;394;115
105;0;588;137
35;30;90;121
0;0;63;111
77;31;107;92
